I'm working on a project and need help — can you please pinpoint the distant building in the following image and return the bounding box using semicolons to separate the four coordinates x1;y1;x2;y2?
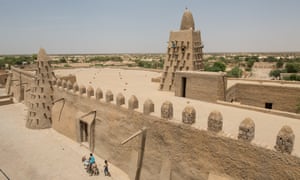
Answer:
160;9;204;91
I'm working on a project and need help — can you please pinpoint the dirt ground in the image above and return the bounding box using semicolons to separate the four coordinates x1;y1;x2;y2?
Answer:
0;102;129;180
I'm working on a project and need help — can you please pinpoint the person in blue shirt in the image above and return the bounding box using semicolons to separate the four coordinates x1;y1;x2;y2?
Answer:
89;153;95;165
87;153;96;175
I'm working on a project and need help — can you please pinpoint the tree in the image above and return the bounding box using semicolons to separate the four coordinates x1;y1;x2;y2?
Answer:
59;57;67;63
32;54;37;61
276;59;284;68
204;61;226;72
269;69;282;78
227;66;242;78
285;63;300;73
247;59;256;68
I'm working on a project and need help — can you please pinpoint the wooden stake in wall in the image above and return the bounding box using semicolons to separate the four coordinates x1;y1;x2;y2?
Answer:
121;127;148;180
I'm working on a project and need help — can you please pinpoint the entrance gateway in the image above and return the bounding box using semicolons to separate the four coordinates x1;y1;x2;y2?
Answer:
77;111;96;152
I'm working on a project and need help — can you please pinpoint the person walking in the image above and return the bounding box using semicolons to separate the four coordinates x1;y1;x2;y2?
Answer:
104;160;110;176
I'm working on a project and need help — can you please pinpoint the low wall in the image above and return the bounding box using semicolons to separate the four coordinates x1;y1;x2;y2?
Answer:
217;100;300;119
227;77;300;85
51;83;300;180
226;83;300;113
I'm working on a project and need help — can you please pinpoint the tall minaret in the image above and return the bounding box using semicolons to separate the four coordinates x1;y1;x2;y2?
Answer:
160;9;204;91
26;48;54;129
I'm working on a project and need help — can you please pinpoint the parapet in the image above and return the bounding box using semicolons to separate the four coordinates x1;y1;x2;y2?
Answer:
73;82;79;92
143;99;154;115
238;118;255;142
182;105;196;124
79;85;86;95
207;110;223;132
274;125;295;154
95;88;103;100
105;90;113;103
67;80;73;90
62;80;67;89
128;95;138;110
161;101;173;119
116;93;125;106
51;82;299;157
87;86;94;98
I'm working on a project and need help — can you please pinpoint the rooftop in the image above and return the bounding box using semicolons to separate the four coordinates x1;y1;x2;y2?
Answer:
55;67;300;156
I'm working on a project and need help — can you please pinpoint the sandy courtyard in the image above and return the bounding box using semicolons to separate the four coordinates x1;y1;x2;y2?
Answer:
0;102;129;180
55;67;300;156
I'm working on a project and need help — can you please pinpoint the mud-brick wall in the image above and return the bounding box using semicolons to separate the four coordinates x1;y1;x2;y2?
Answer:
52;87;300;180
10;67;35;104
226;83;300;113
174;71;226;103
0;72;8;86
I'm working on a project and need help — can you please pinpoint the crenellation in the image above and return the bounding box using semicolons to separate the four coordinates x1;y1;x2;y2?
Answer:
238;117;255;142
182;105;196;124
56;79;62;87
274;125;295;154
161;101;173;119
207;110;223;132
95;88;103;100
73;82;79;92
116;93;125;106
79;85;86;95
66;80;73;90
143;99;154;115
62;80;67;89
86;85;94;98
105;90;113;103
128;95;138;110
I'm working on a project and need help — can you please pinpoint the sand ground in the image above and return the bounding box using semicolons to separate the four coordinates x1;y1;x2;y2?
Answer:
55;67;300;156
0;102;129;180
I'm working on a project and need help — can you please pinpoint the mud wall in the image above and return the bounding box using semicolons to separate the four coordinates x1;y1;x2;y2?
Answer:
226;83;300;113
0;71;8;87
9;67;35;103
51;100;80;141
51;83;300;180
174;71;226;103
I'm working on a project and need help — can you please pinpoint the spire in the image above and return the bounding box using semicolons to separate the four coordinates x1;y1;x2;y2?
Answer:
180;8;195;30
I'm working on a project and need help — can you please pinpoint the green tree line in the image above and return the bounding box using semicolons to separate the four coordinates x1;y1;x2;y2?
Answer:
0;55;36;69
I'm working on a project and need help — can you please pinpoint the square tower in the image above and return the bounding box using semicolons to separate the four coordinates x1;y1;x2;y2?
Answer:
160;9;204;91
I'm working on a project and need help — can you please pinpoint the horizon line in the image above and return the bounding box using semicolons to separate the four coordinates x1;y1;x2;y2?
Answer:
1;51;300;56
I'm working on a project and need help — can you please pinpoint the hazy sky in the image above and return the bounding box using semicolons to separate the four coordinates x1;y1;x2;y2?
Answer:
0;0;300;54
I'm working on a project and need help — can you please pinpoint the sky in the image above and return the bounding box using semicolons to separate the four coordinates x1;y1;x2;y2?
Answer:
0;0;300;54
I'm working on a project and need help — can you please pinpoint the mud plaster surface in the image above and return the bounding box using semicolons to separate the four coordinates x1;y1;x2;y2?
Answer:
55;67;300;156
